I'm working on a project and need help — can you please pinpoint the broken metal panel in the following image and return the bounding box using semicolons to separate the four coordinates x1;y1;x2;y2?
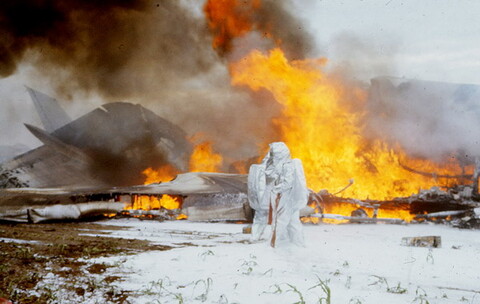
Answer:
50;102;192;173
0;173;249;223
28;202;124;223
0;187;119;223
0;188;98;220
26;87;72;133
1;102;193;188
0;173;247;207
133;172;248;196
183;192;252;222
0;145;102;188
0;202;123;223
133;173;250;222
24;123;92;163
0;209;29;222
414;210;469;219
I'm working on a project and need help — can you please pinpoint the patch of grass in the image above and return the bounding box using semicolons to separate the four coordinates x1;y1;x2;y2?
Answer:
142;278;171;296
412;287;430;304
286;283;306;304
262;284;283;295
238;259;258;275
309;276;331;304
388;282;408;294
193;277;213;302
142;277;216;304
369;275;407;294
199;249;215;261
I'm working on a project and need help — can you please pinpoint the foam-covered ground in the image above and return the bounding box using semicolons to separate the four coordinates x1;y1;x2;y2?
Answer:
88;219;480;303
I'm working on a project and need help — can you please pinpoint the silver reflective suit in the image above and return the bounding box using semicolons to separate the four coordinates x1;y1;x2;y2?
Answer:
248;142;309;247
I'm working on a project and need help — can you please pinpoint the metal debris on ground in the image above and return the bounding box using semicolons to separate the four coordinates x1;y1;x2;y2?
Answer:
401;236;442;248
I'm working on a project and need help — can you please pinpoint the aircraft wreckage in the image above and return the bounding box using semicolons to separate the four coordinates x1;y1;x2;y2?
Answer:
1;83;480;226
0;88;254;223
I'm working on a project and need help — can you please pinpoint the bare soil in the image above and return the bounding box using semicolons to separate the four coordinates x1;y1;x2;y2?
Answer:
0;221;172;303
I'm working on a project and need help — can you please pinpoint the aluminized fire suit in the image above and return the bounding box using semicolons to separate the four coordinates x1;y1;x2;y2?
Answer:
248;142;308;247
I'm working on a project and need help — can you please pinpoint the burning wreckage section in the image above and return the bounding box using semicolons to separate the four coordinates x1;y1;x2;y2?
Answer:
0;88;252;223
1;83;480;228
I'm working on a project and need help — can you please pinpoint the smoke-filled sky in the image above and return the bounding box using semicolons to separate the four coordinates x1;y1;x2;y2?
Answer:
1;0;479;163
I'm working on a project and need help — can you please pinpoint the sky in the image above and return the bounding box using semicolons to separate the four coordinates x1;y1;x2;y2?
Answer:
1;0;480;148
297;0;480;84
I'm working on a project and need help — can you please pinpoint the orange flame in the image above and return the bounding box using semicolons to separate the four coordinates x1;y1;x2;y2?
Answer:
204;0;261;54
189;141;223;172
142;165;178;185
131;6;474;223
230;48;471;202
135;140;222;220
132;194;181;210
176;214;188;220
141;140;224;185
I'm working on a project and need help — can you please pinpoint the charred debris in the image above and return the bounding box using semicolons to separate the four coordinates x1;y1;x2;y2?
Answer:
313;185;480;229
0;87;480;227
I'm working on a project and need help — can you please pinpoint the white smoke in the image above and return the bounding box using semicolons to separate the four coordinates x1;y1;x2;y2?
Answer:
367;77;480;162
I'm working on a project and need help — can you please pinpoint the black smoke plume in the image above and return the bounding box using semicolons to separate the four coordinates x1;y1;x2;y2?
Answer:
0;0;314;174
0;0;215;98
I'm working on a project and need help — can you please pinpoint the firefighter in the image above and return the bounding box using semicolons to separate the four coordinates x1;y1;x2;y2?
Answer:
248;142;309;247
